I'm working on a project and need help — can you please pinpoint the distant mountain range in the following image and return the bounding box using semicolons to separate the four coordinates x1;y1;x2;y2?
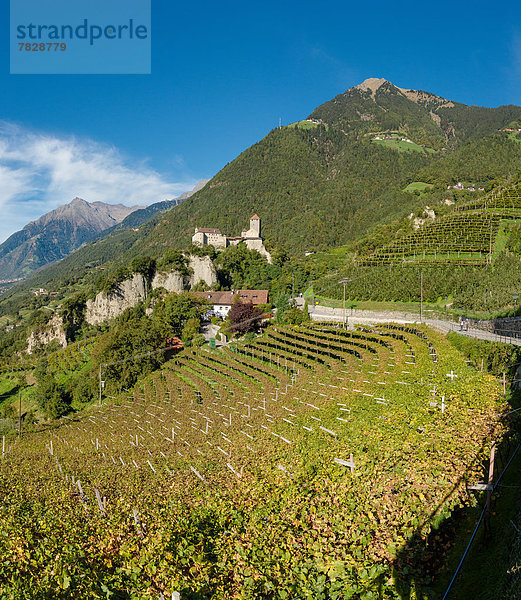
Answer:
114;179;209;230
0;180;208;281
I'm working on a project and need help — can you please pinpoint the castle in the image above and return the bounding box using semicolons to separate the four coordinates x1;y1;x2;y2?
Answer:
192;215;272;262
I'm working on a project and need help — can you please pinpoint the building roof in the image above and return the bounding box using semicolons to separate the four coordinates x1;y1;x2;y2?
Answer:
237;289;269;304
194;291;234;305
192;289;269;306
196;227;222;234
250;214;260;220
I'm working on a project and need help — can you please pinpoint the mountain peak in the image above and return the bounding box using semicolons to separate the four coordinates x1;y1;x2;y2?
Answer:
69;196;88;207
0;199;145;280
355;77;391;94
353;77;454;108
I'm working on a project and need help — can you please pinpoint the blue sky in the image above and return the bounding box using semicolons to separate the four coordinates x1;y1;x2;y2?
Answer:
1;0;521;241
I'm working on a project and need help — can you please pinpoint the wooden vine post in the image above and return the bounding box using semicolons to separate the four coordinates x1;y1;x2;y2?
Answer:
484;441;496;536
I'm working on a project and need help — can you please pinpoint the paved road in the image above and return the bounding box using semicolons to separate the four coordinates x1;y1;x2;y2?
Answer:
309;305;521;346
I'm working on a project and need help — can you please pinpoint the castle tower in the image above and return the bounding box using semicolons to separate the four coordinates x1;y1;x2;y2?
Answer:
249;214;261;238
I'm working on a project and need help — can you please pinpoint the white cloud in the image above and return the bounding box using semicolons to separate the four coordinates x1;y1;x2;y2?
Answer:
0;122;197;242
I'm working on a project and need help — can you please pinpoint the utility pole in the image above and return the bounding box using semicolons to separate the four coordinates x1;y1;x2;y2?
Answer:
343;281;346;329
339;279;351;329
18;391;21;438
420;271;423;322
99;364;102;407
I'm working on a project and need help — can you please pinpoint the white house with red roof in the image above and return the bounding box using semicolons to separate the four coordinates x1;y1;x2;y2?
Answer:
192;289;269;317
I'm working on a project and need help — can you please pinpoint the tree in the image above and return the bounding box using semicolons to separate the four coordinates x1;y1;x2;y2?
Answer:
90;305;168;391
182;317;201;344
228;301;263;335
100;265;130;295
68;375;96;405
131;255;157;282
61;293;86;341
274;292;290;323
33;360;71;419
153;293;208;336
215;244;278;290
283;306;308;325
156;250;191;276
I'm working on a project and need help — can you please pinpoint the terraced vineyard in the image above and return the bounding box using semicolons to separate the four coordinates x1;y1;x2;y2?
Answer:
359;184;521;266
455;183;521;214
47;339;95;377
0;325;506;599
0;357;36;376
359;212;501;266
0;340;94;379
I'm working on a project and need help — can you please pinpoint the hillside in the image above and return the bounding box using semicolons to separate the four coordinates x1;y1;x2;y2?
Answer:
0;70;520;593
148;126;431;253
3;79;521;317
354;179;521;266
142;79;521;255
0;198;144;281
0;181;209;297
0;323;507;597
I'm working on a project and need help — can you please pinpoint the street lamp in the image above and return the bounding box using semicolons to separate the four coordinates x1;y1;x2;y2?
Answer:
514;291;518;315
339;279;351;329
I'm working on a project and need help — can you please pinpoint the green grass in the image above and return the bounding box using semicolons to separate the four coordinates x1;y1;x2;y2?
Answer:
508;132;521;143
492;220;516;262
403;181;435;193
302;287;519;321
304;248;352;271
303;286;452;314
0;378;18;400
286;119;328;130
329;246;349;256
372;137;431;153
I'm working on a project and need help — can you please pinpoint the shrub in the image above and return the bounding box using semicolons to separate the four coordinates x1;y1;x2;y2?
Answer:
228;301;263;335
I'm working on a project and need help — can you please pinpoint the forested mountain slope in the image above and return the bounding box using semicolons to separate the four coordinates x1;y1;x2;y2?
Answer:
148;126;432;253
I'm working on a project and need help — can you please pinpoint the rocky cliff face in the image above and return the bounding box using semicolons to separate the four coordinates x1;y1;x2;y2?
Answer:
151;271;184;293
27;314;67;354
188;255;217;288
86;256;218;325
151;255;217;293
85;273;147;325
